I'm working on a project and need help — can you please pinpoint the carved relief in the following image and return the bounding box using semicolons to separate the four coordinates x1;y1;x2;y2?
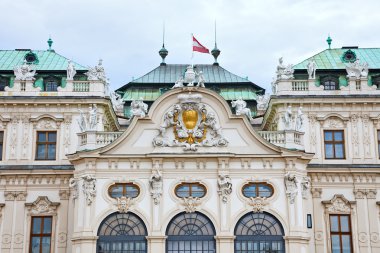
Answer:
69;178;79;199
366;189;377;199
149;169;163;205
370;232;379;243
353;189;366;199
248;197;268;213
117;196;135;213
63;117;72;154
324;117;344;129
10;117;19;159
21;115;30;159
59;189;70;200
284;172;298;204
358;232;368;243
301;176;311;199
217;174;232;203
82;175;96;205
25;196;60;215
36;118;58;129
182;197;201;213
2;234;12;248
322;194;355;213
58;232;67;244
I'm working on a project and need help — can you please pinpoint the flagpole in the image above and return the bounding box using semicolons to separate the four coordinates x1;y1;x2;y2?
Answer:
191;33;194;67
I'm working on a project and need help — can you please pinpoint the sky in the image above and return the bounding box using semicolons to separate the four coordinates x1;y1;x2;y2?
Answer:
1;0;380;93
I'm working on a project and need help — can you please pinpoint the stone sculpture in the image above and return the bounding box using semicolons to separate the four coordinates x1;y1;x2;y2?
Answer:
131;97;148;118
172;76;184;89
346;59;369;79
196;71;206;87
256;94;270;111
184;65;196;86
231;97;253;120
295;107;304;132
82;175;96;205
217;174;232;203
85;59;107;82
110;91;125;113
284;172;298;204
276;57;294;80
77;109;87;132
67;60;76;80
149;169;163;205
117;196;134;213
14;60;37;81
301;176;311;199
88;104;98;130
69;178;79;199
307;59;317;79
284;105;293;130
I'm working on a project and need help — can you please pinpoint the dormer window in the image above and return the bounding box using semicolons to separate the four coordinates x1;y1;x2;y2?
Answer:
321;76;339;90
342;50;356;63
44;76;60;91
24;52;39;64
0;77;8;91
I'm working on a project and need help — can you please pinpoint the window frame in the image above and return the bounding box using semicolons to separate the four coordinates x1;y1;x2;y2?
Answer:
242;182;274;198
0;76;9;91
43;76;60;92
0;131;3;161
35;131;57;161
321;75;340;90
29;216;53;253
108;183;140;199
329;214;353;253
324;130;346;159
378;130;380;159
174;182;207;198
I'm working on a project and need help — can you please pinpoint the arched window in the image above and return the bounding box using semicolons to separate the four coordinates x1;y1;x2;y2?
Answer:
235;212;285;253
321;76;339;90
166;212;215;253
175;183;206;198
97;212;147;253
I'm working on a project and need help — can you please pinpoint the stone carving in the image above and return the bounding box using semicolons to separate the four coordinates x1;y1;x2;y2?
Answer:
276;57;294;80
153;93;228;151
36;118;57;130
248;197;268;213
77;109;87;132
13;233;23;245
301;176;311;199
69;178;79;199
295;107;304;132
117;196;134;213
171;66;206;88
59;190;70;200
182;197;201;213
323;195;352;213
4;191;27;201
85;59;107;82
149;169;163;205
256;94;270;111
58;232;67;244
131;98;148;118
217;174;232;203
346;59;369;79
25;196;60;214
88;104;98;130
82;175;96;205
366;189;377;199
110;91;125;114
284;172;298;204
231;97;253;120
184;65;196;86
172;76;184;89
13;60;37;81
353;189;366;199
307;59;317;79
196;71;206;87
370;232;379;243
66;60;76;80
284;106;293;130
271;77;277;94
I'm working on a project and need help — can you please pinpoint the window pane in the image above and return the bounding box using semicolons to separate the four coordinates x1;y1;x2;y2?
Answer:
340;216;350;232
38;132;46;142
330;216;339;232
243;185;257;197
48;132;56;142
335;144;344;158
334;131;343;141
325;144;334;158
342;235;352;253
31;237;41;253
43;217;52;233
32;217;42;233
258;184;273;197
0;132;3;142
41;236;51;253
110;185;123;198
191;185;205;197
47;144;56;159
325;131;333;141
125;185;139;198
37;145;46;159
176;185;190;198
331;235;341;253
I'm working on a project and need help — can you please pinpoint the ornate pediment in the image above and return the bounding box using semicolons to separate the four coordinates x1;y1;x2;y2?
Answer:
153;93;228;151
25;196;60;215
322;194;356;213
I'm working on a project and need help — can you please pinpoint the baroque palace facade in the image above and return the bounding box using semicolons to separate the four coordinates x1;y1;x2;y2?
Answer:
0;39;379;253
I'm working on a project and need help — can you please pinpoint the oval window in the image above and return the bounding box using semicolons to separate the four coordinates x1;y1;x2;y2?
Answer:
242;182;274;198
108;183;140;198
175;183;206;198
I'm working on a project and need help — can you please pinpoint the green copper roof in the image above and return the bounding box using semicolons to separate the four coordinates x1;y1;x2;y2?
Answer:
0;50;87;71
122;87;257;101
123;64;256;84
294;48;380;70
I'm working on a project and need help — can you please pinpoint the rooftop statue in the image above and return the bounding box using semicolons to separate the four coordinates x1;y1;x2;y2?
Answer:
256;94;270;111
110;91;125;113
271;77;277;94
231;97;253;121
196;70;206;87
184;65;196;86
172;76;184;89
85;59;107;82
14;60;37;81
307;59;317;79
276;57;294;80
346;58;369;79
67;60;76;80
131;97;148;118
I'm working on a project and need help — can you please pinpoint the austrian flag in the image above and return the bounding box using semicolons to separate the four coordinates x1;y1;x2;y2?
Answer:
192;35;209;54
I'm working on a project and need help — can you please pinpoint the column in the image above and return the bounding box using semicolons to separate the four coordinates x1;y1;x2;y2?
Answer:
12;191;27;253
147;236;166;253
354;189;370;253
1;192;15;253
215;236;235;253
367;190;380;252
311;188;325;253
57;190;70;253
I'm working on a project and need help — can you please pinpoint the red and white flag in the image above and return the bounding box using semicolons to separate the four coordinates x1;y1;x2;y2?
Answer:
192;35;209;54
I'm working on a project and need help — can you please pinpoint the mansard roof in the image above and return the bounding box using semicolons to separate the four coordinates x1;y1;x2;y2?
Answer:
294;48;380;70
0;50;87;71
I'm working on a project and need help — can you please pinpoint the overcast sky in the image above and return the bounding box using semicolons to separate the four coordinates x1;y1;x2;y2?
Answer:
1;0;380;93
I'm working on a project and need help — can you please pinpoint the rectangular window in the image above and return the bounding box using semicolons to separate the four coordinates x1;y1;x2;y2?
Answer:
36;131;56;160
330;214;352;253
0;131;3;160
378;130;380;158
30;216;52;253
324;130;345;159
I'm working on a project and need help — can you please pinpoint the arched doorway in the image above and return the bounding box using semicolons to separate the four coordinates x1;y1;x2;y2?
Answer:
97;212;147;253
166;212;216;253
234;212;285;253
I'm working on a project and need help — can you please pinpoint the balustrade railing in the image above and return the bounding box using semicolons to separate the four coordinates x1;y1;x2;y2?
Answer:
258;131;285;145
73;81;90;92
77;131;123;151
258;130;304;150
291;80;309;91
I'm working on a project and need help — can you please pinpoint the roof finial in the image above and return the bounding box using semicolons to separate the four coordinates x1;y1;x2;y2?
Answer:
47;35;53;51
159;21;168;66
211;20;221;66
326;34;332;49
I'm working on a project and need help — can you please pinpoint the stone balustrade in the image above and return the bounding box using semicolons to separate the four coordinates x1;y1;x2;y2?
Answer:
77;131;122;151
258;130;304;150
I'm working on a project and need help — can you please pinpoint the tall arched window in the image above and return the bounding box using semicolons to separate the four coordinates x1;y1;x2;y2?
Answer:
166;212;216;253
235;212;285;253
97;212;147;253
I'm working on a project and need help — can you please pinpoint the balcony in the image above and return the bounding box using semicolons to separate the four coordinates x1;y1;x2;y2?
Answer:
77;131;123;151
258;130;304;150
